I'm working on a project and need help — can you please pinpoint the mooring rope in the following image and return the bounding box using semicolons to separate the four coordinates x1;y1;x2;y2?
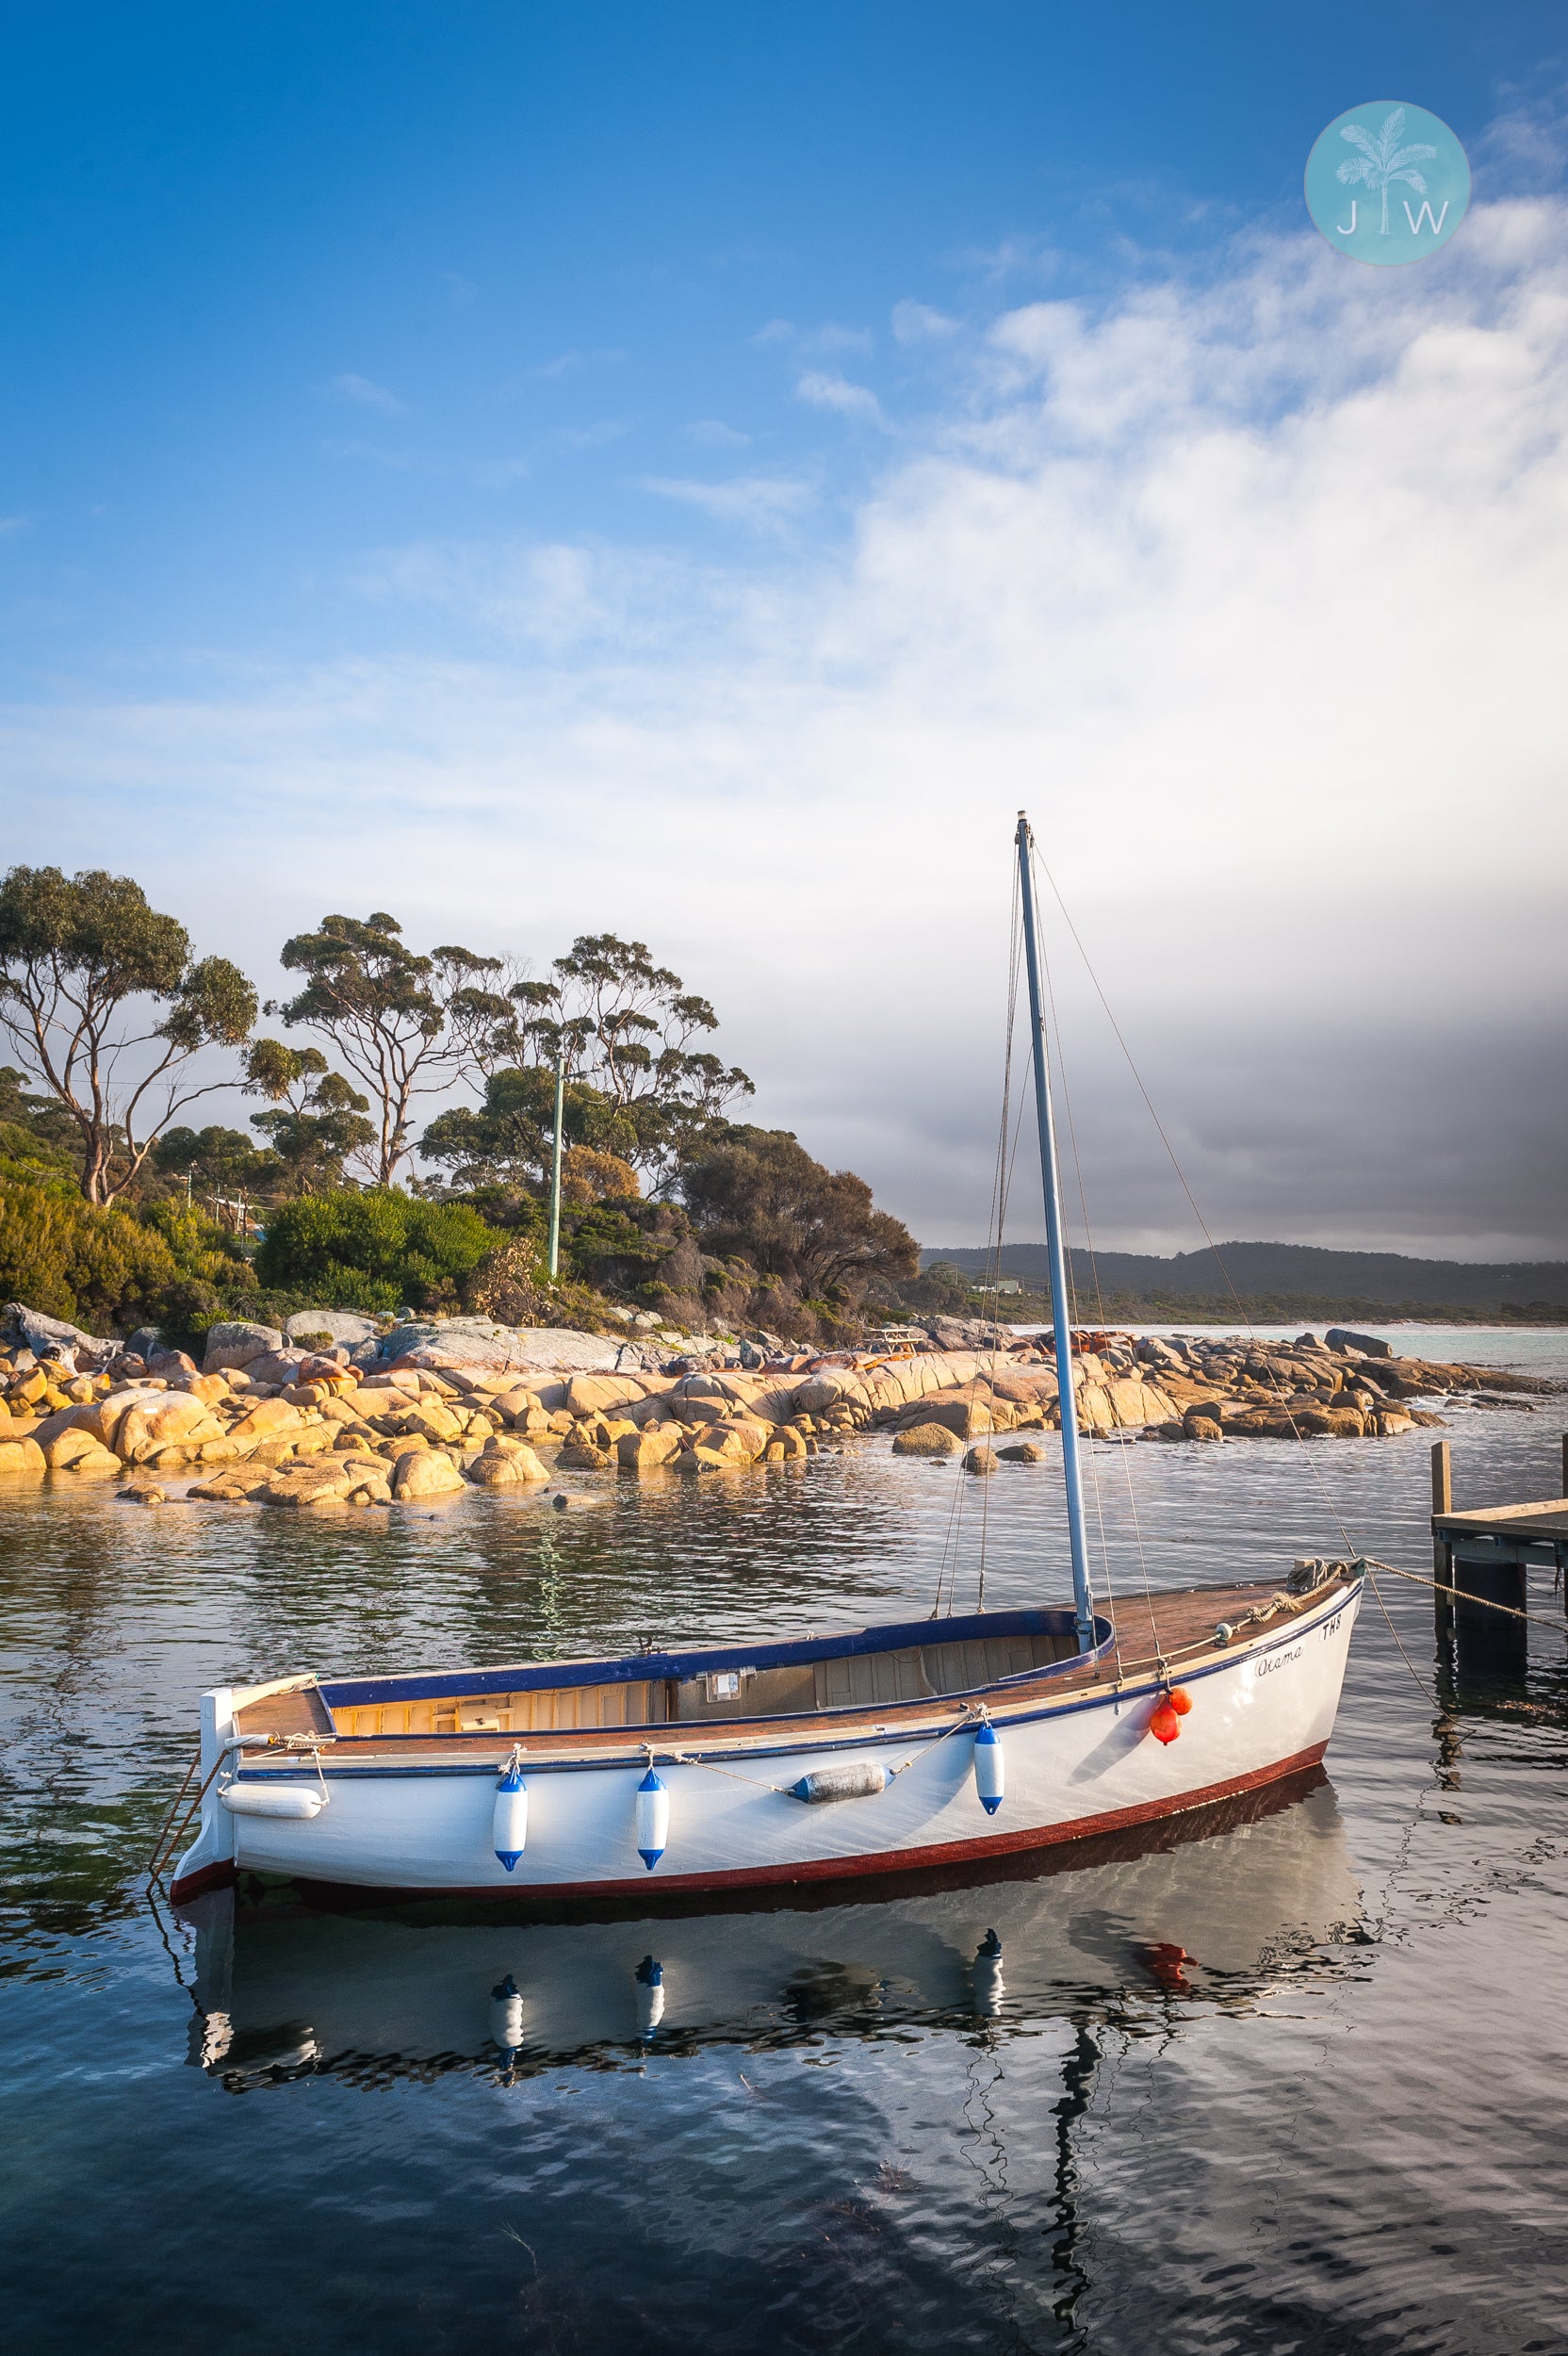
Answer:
1362;1553;1568;1637
144;1745;203;1881
146;1731;332;1883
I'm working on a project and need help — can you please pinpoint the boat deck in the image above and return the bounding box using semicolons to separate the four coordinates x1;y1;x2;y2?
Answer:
233;1575;1351;1763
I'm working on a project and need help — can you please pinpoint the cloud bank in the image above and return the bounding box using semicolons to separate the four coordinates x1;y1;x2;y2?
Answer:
6;198;1567;1254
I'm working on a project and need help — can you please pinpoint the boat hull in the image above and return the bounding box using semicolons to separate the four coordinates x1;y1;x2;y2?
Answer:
180;1770;1362;2086
172;1582;1360;1903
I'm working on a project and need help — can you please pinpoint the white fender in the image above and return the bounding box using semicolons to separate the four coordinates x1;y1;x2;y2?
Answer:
493;1760;529;1871
791;1761;890;1803
972;1722;1004;1814
220;1782;327;1820
635;1768;669;1870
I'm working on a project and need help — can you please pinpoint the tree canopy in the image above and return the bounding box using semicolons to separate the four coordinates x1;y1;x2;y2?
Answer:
274;912;511;1186
0;866;256;1203
152;1123;279;1203
420;1064;639;1193
242;1038;375;1193
679;1126;918;1306
482;933;754;1188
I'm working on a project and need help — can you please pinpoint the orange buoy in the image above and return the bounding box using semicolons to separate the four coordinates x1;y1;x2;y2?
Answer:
1168;1686;1192;1716
1149;1701;1181;1744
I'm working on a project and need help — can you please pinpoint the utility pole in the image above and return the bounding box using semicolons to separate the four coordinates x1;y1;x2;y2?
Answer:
547;1046;565;1280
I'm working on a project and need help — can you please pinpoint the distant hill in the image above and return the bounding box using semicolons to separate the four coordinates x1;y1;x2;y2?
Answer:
919;1241;1568;1316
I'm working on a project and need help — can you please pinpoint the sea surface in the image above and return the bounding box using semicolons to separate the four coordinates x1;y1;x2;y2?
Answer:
4;1327;1566;2355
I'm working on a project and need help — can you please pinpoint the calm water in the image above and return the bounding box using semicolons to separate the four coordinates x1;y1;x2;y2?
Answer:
4;1328;1567;2355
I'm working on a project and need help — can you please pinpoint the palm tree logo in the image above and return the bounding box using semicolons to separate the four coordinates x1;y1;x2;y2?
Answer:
1335;106;1438;235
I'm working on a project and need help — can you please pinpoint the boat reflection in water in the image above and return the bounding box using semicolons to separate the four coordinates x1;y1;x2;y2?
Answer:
176;1768;1362;2093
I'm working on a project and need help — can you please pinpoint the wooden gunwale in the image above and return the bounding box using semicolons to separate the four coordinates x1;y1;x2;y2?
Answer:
230;1575;1354;1776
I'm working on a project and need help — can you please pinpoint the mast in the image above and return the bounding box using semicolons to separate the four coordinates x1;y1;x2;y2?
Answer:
1015;813;1095;1651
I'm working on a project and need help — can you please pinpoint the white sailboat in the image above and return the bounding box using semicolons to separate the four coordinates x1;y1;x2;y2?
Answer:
167;816;1363;1908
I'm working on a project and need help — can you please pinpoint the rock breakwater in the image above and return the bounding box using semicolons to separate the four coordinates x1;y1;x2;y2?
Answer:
0;1308;1553;1508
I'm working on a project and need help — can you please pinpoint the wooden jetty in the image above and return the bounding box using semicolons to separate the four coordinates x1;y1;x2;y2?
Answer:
1430;1435;1568;1636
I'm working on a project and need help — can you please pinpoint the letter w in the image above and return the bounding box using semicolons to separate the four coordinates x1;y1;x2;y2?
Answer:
1403;200;1450;236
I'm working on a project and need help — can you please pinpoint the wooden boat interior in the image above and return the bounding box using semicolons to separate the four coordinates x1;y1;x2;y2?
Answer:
236;1609;1083;1743
230;1577;1354;1751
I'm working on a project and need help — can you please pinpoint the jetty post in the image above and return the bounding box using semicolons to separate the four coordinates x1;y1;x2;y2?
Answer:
1431;1441;1454;1629
1429;1435;1568;1667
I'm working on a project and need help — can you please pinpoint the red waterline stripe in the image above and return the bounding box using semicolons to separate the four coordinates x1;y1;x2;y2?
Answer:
170;1741;1328;1906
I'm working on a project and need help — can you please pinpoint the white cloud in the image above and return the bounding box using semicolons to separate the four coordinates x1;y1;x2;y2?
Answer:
638;473;814;530
802;322;874;355
963;234;1061;284
794;369;887;426
327;371;410;416
687;419;751;447
1476;87;1568;189
8;196;1568;1251
891;300;959;343
756;319;875;357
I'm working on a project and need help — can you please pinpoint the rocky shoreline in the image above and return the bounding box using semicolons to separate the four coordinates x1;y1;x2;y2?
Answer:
0;1302;1556;1510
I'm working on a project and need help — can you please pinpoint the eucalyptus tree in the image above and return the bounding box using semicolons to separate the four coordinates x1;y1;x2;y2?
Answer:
151;1123;280;1202
272;913;513;1186
420;1065;638;1193
0;865;256;1203
241;1038;376;1193
1335;106;1438;236
502;933;753;1188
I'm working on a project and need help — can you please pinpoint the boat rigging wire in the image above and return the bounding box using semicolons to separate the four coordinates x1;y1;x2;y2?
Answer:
1030;840;1147;1680
973;867;1024;1616
1019;847;1564;1707
1027;845;1364;1566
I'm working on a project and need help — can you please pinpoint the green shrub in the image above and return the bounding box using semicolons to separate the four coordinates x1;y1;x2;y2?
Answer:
140;1198;254;1287
0;1162;179;1330
254;1189;498;1312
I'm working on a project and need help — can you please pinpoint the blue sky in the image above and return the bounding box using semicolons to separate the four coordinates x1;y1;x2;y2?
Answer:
4;6;1567;1251
5;1;1553;669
